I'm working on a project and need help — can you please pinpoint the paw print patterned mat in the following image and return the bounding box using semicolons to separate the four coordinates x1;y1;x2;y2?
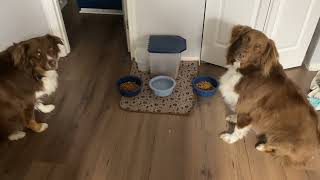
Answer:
120;62;198;115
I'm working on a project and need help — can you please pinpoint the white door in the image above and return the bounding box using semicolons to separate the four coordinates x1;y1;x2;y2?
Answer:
264;0;320;68
201;0;271;67
201;0;320;69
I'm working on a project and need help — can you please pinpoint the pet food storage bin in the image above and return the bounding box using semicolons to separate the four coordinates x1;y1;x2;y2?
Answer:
148;35;186;78
135;48;150;72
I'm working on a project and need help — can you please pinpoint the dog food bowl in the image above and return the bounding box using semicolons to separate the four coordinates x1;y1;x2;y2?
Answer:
192;76;219;97
149;76;176;97
117;76;142;97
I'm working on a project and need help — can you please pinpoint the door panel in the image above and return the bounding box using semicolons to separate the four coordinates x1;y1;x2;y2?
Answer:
201;0;270;66
264;0;320;68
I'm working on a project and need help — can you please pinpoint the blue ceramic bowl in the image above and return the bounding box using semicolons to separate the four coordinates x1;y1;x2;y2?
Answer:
149;76;176;97
192;76;219;97
117;76;142;97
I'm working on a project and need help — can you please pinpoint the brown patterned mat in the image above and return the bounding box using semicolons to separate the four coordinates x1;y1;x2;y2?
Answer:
120;61;198;115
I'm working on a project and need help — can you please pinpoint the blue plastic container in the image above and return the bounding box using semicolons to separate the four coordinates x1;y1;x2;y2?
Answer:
117;76;142;97
192;76;219;97
148;35;187;78
149;76;176;97
148;35;187;53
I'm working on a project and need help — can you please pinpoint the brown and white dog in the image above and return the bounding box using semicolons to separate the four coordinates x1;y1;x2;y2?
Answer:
0;34;62;140
219;25;320;166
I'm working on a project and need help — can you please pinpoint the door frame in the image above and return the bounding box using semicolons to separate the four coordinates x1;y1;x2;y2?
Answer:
41;0;70;57
122;0;136;59
41;0;135;58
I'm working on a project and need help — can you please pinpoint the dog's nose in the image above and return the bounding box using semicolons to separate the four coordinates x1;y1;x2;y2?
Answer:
239;53;245;58
48;60;56;68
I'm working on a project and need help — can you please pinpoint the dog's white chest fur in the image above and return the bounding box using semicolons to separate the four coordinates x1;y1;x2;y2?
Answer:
36;70;58;99
219;64;243;110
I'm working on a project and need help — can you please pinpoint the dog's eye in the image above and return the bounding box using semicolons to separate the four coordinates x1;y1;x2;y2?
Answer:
242;36;250;42
36;49;41;57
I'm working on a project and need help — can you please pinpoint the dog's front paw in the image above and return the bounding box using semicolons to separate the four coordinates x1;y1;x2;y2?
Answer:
220;133;237;144
226;114;237;123
37;104;55;113
36;123;48;133
8;131;26;141
42;105;55;113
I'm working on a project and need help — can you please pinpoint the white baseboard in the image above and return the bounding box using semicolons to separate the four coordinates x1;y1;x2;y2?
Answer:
131;54;200;63
80;8;123;15
181;56;200;62
304;62;320;71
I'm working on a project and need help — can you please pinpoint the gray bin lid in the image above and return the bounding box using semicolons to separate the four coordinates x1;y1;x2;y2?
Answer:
148;35;186;53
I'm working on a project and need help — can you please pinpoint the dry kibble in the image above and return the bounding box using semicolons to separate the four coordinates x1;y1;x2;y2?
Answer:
196;81;214;90
120;82;139;91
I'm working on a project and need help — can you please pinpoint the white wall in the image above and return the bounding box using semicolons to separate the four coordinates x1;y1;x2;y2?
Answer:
0;0;50;51
134;0;206;60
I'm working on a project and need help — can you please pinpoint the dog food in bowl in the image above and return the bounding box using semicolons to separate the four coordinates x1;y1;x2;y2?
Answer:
120;81;140;91
196;81;214;90
192;76;219;97
117;76;142;97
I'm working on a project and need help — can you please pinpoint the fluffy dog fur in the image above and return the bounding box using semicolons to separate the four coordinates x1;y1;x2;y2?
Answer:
0;34;62;140
219;25;320;166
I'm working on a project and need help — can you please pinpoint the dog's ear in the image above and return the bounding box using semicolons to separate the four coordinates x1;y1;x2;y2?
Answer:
230;25;252;44
11;43;29;66
260;39;279;76
46;34;63;45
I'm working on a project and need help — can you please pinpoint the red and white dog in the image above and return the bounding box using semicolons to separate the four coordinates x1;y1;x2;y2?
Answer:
219;25;320;166
0;35;62;140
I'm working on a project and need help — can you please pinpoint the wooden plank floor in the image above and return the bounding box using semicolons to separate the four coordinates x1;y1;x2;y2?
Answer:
1;14;320;180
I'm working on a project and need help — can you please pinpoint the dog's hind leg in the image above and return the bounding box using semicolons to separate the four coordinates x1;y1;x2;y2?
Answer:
255;143;275;152
220;113;252;144
25;105;48;133
255;135;277;152
3;111;26;141
27;119;48;133
8;131;26;141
